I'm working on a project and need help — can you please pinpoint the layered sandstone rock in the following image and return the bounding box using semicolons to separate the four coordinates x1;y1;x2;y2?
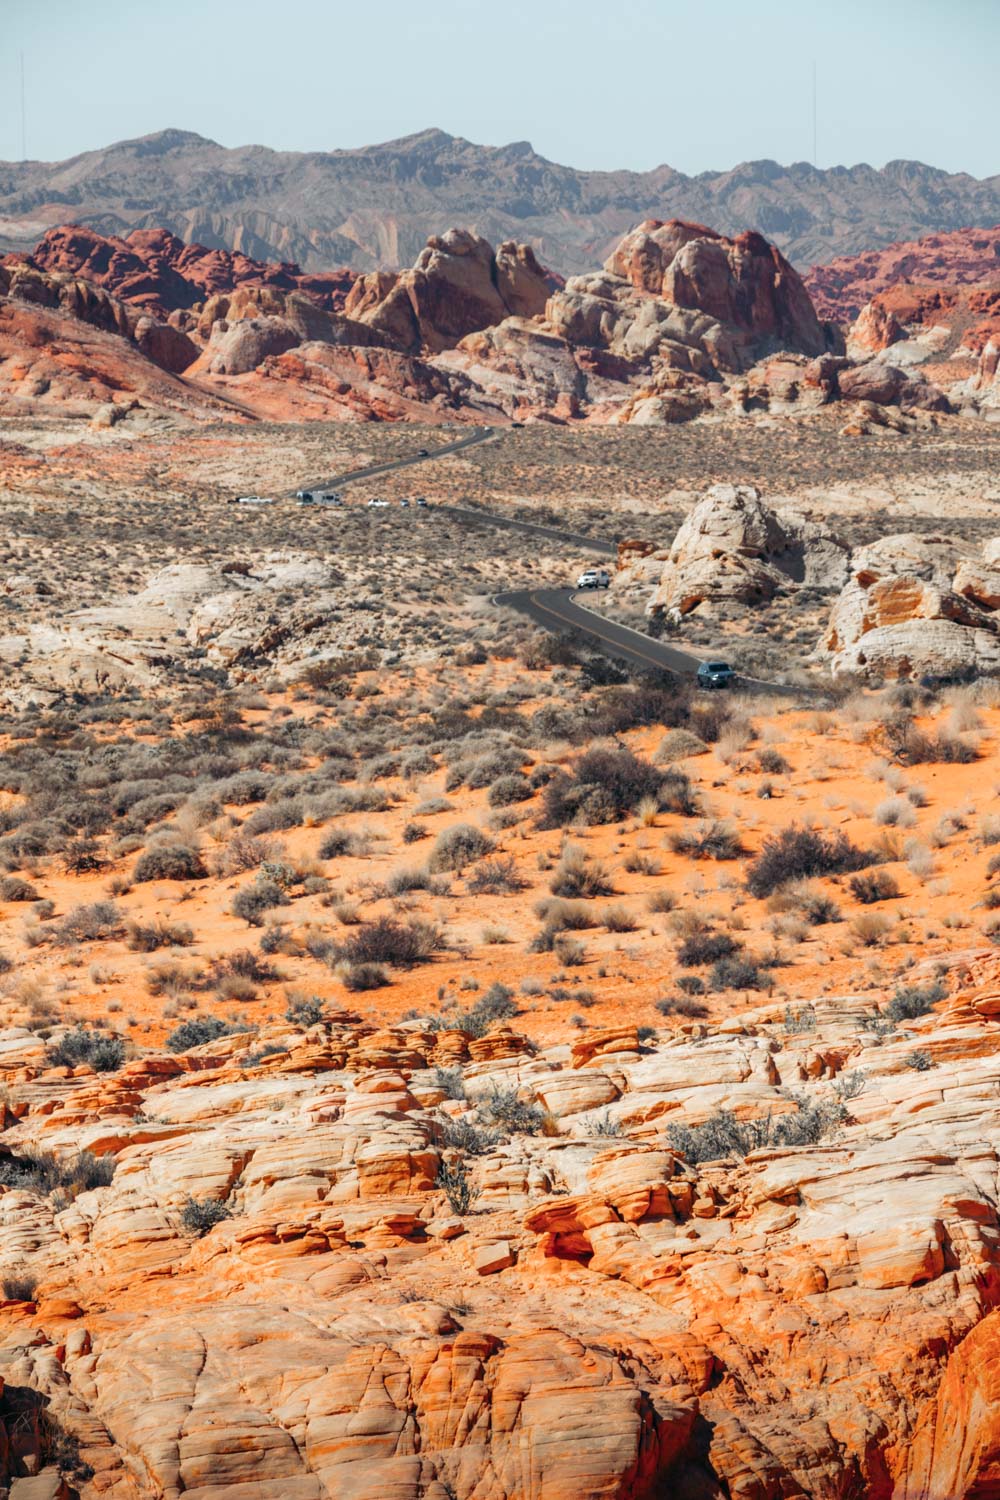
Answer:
806;223;1000;321
14;224;356;318
823;534;1000;677
346;229;551;354
5;963;1000;1495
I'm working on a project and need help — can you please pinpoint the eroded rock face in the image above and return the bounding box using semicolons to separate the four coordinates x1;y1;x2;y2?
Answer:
608;219;829;355
645;484;849;615
15;223;357;318
823;534;1000;677
346;229;551;355
5;963;1000;1495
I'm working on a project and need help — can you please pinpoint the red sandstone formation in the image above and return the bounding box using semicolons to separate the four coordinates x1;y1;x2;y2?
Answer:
8;225;356;319
806;224;1000;321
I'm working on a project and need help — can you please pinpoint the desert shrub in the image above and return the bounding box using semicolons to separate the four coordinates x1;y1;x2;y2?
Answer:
454;982;519;1037
2;1270;38;1301
656;994;709;1018
212;949;277;983
243;798;306;835
904;1049;933;1071
0;1147;115;1198
341;961;389;991
53;900;124;945
668;1099;841;1164
709;957;770;992
180;1196;231;1236
541;747;663;827
886;979;946;1022
850;911;893;946
47;1027;125;1072
467;856;527;894
874;796;916;828
439;1117;498;1154
655;728;708;763
232;877;289;926
285;994;325;1026
133;843;207;883
318;829;357;859
533;898;596;931
746;825;876;898
488;774;533;808
676;930;741;967
402;822;427;844
849;869;900;904
657;768;700;817
63;837;108;873
549;850;613;899
884;713;979;766
669;820;744;860
0;875;38;901
603;904;638;932
213;832;278;876
340;917;442;968
384;865;432;896
217;770;272;805
433;1066;467;1101
757;748;791;775
165;1016;240;1052
477;1082;545;1136
676;974;706;994
791;884;842;925
428;823;494;872
437;1158;478;1215
126;918;194;952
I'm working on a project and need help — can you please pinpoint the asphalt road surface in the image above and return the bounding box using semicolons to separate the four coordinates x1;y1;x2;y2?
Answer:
288;428;799;693
492;586;704;676
289;425;496;496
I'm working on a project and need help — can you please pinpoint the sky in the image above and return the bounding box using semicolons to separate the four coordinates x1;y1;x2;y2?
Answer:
2;0;997;177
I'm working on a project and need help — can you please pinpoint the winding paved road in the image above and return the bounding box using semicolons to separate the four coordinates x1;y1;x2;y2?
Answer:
293;427;797;691
289;425;496;497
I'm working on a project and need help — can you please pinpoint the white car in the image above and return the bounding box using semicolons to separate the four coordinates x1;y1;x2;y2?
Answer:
366;497;390;508
235;495;274;506
576;567;610;589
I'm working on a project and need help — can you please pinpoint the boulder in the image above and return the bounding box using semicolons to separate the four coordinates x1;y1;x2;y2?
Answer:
648;484;849;615
204;316;301;375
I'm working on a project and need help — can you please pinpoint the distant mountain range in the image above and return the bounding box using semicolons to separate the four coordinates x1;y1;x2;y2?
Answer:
1;127;998;274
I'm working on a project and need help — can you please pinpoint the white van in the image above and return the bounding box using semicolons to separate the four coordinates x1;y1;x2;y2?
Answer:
576;567;610;590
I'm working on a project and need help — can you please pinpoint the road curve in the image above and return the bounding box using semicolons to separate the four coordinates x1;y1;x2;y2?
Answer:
286;428;802;694
288;425;496;497
493;587;703;676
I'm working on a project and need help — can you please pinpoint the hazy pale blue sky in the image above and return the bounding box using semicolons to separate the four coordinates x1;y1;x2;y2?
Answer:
3;0;997;175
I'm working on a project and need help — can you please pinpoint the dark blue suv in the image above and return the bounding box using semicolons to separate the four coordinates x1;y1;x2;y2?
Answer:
696;660;735;689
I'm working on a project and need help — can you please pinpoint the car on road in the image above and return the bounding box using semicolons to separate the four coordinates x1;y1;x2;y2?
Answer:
234;495;274;506
416;448;429;458
576;568;610;590
366;497;390;508
399;498;410;507
415;497;428;507
696;660;735;689
321;492;344;505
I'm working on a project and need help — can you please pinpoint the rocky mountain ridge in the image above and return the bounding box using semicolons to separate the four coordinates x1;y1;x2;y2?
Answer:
2;127;999;274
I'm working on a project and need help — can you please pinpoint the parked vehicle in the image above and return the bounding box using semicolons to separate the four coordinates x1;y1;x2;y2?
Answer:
576;567;610;590
321;493;344;505
400;498;410;507
295;489;316;502
696;660;735;689
366;497;390;508
416;448;429;457
234;495;274;505
415;497;428;507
